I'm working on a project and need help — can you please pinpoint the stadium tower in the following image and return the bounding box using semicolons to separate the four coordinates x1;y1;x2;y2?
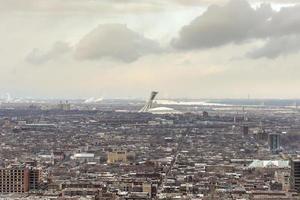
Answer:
139;91;158;112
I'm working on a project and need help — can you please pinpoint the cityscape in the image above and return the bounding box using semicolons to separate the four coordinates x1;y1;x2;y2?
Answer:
1;93;300;199
2;0;300;199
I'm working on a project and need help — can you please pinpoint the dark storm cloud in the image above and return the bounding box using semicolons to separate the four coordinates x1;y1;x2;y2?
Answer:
74;24;161;63
26;42;71;65
172;0;300;58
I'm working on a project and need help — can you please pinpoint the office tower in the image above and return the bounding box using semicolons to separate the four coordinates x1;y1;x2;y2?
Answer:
291;160;300;192
0;165;41;193
107;150;128;164
243;126;249;136
0;166;30;193
29;168;41;191
256;128;268;141
58;100;71;111
269;133;280;153
242;106;248;121
203;111;209;118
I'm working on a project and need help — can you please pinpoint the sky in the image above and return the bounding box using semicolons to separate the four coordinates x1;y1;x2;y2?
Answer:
1;0;300;99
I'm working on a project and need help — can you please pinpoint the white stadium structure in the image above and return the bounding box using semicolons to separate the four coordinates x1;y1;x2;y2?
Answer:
148;107;181;115
139;91;181;114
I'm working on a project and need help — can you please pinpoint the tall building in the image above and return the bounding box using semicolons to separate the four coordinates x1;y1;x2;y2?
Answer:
139;91;158;112
57;100;71;111
242;126;249;136
269;133;280;153
0;166;29;193
256;129;268;141
0;165;41;193
29;168;41;191
290;160;300;192
139;91;181;114
107;150;129;164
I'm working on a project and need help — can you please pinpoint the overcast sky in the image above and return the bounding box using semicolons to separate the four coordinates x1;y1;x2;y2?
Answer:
1;0;300;99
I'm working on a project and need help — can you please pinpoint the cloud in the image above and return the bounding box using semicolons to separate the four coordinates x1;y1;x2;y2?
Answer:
74;24;161;62
26;41;71;65
265;5;300;37
173;0;300;6
172;0;300;58
247;35;300;58
20;0;300;65
172;0;273;49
